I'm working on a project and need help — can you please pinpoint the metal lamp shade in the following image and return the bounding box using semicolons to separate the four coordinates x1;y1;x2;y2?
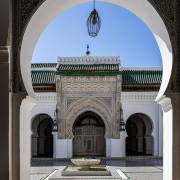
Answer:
120;120;126;131
52;120;58;132
87;9;101;37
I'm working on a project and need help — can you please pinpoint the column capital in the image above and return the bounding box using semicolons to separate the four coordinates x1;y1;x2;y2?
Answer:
157;95;172;112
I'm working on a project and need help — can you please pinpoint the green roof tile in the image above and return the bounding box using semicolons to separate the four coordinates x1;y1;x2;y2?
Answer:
31;63;162;86
31;70;56;85
122;70;162;85
56;64;120;73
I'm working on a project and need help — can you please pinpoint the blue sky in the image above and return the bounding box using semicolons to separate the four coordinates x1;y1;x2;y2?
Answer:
32;2;162;67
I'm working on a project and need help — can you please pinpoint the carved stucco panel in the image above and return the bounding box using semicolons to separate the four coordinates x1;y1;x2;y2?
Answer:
61;76;117;93
64;99;114;139
65;97;112;117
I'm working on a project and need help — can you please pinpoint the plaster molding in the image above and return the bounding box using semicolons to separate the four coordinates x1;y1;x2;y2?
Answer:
58;56;120;65
34;93;56;103
157;95;172;112
121;92;157;102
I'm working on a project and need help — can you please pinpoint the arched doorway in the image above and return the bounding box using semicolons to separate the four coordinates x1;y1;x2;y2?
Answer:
126;113;154;156
31;114;53;158
73;111;105;157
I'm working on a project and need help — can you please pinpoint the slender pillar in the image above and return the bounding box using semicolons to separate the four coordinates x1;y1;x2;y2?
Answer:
20;97;36;180
158;105;163;157
0;47;9;180
157;96;173;180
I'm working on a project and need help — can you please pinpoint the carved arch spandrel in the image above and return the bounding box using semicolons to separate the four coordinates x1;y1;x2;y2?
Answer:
65;97;112;117
64;99;113;139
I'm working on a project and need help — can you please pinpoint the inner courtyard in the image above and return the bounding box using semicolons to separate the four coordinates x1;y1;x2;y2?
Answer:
1;0;180;180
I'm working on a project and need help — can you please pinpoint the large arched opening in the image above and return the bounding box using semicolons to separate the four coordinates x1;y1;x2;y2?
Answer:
126;113;154;156
19;1;173;180
31;114;54;158
20;0;172;99
73;111;106;157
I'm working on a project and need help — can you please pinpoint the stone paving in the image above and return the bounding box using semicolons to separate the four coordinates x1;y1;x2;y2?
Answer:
30;159;163;180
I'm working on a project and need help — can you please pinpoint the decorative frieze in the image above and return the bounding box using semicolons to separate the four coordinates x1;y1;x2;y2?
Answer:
121;92;157;102
35;93;56;103
60;76;118;93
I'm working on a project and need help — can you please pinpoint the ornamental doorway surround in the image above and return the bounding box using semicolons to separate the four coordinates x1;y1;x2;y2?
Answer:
62;97;112;139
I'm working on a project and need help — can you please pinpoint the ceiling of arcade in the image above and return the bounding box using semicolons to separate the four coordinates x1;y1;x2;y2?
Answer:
11;0;179;93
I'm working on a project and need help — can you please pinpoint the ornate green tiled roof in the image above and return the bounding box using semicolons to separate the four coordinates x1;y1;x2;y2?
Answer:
122;69;162;85
31;63;57;68
57;64;119;72
31;63;162;86
56;56;120;75
31;70;56;85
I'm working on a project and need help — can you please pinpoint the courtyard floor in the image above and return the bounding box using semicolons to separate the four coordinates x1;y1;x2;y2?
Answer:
31;158;163;180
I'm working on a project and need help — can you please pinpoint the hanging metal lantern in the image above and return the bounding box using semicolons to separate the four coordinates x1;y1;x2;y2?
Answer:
52;108;58;132
120;107;126;131
87;0;101;37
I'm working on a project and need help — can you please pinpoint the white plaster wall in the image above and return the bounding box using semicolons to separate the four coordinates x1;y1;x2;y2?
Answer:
110;139;122;157
106;139;111;157
121;92;163;157
26;92;163;159
55;139;72;158
106;138;123;158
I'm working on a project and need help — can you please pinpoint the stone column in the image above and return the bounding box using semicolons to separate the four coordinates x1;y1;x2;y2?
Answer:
0;46;9;180
20;97;36;180
157;96;173;180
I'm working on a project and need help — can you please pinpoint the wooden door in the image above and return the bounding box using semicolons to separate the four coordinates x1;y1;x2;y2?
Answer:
73;125;105;156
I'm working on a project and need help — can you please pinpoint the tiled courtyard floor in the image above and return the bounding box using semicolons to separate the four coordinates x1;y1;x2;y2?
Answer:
31;158;163;180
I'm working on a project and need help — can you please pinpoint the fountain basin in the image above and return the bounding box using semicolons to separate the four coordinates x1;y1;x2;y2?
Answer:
61;165;111;176
71;159;101;167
